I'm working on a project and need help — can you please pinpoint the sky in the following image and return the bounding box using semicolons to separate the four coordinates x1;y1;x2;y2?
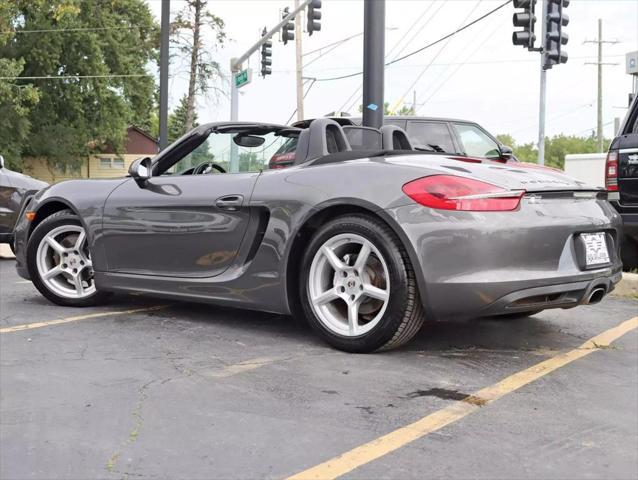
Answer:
145;0;638;144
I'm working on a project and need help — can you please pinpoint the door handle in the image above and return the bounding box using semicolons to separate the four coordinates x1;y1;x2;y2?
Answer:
215;195;244;211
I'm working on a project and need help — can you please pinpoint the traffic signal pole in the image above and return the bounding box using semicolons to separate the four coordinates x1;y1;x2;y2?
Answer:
229;0;311;122
362;0;385;129
537;0;548;166
228;0;311;171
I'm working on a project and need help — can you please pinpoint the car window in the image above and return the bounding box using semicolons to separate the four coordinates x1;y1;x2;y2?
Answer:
405;121;455;153
163;131;293;175
384;118;407;130
453;123;501;159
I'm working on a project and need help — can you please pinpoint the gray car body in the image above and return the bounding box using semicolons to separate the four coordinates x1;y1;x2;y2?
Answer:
13;123;623;320
0;162;48;244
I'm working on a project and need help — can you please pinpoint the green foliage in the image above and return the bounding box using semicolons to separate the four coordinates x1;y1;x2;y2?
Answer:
168;95;198;143
0;58;40;170
170;0;226;131
495;133;611;169
0;0;159;172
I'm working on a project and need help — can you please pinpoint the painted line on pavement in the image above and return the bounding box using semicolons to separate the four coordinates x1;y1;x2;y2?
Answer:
0;305;169;334
286;316;638;480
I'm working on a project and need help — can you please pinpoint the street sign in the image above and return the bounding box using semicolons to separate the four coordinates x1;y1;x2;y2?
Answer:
626;51;638;75
234;69;252;89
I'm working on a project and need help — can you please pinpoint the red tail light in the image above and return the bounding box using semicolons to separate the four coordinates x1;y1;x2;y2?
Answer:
605;150;618;191
402;175;525;212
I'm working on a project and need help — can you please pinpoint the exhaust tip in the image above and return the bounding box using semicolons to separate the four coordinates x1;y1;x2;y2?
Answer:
587;287;606;305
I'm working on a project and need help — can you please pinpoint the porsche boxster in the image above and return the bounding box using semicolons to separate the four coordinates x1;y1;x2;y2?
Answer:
13;120;623;352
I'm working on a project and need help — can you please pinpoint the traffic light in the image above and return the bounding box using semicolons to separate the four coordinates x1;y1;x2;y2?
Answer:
307;0;321;36
512;0;536;49
260;27;272;77
281;7;294;46
543;0;569;69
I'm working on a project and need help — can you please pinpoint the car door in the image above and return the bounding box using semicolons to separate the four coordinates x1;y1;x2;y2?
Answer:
101;129;260;278
617;98;638;206
405;120;458;153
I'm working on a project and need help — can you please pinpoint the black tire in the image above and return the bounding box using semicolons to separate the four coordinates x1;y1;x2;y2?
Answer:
27;210;110;307
299;214;426;353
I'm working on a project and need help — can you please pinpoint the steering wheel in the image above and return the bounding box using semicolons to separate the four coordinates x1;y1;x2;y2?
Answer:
192;161;226;175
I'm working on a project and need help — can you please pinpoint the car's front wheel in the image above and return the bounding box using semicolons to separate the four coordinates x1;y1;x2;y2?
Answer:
300;214;425;353
27;210;109;307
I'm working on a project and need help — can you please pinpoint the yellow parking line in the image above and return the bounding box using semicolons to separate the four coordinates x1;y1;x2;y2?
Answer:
287;316;638;480
0;305;169;334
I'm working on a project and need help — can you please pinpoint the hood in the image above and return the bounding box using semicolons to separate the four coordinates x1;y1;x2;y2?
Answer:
386;155;599;193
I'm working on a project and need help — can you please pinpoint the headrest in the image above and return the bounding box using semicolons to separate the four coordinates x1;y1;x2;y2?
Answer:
380;125;414;150
293;118;351;164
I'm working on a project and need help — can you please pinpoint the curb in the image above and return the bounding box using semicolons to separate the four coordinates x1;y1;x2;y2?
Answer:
613;272;638;299
0;244;15;259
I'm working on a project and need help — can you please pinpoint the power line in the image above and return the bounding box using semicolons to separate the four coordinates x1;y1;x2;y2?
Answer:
389;1;447;62
314;0;512;82
1;74;151;80
1;26;148;34
336;1;448;113
392;0;483;112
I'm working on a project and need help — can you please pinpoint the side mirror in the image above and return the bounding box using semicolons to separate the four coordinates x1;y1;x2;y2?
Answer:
500;145;514;160
129;157;152;186
0;155;5;169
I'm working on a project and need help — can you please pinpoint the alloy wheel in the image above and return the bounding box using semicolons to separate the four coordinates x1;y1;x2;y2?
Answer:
308;233;390;337
35;225;96;299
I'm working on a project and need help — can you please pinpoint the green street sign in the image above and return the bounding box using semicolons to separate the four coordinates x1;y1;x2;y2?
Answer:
234;69;252;89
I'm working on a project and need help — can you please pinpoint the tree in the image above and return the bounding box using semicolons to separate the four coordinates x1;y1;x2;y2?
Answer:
170;0;226;132
0;1;40;171
496;133;610;169
168;94;198;143
0;59;39;170
0;0;159;172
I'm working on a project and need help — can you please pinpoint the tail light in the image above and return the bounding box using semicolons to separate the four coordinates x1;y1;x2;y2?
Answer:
402;175;525;211
605;150;618;191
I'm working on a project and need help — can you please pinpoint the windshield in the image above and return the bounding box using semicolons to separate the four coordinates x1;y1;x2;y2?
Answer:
162;130;296;175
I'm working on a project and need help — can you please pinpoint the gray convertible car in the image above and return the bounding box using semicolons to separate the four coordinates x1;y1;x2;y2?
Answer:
13;120;623;352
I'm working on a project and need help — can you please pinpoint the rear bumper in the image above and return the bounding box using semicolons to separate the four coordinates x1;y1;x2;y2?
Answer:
387;196;624;319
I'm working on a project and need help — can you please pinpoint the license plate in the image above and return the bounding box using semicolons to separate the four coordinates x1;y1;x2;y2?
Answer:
580;232;610;266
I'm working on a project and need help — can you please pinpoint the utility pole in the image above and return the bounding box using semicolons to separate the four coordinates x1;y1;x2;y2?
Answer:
362;0;385;128
294;0;304;121
158;0;170;151
585;19;618;152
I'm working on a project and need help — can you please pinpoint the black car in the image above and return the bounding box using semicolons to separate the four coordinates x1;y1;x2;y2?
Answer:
0;155;48;249
607;95;638;269
291;116;516;163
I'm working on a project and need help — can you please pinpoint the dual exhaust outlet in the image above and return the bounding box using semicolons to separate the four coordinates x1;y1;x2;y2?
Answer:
584;286;607;305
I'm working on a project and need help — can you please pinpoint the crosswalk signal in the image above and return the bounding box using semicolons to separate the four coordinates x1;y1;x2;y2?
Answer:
543;0;569;69
307;0;322;36
260;27;272;77
281;8;295;46
512;0;537;49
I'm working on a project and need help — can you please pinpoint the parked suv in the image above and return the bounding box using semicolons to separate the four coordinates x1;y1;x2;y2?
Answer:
291;116;516;163
607;95;638;269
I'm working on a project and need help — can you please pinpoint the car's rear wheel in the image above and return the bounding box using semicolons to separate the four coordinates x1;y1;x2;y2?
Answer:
27;210;109;307
299;214;425;353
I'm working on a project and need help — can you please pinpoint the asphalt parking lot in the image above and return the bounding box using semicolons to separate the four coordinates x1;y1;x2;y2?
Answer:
1;258;637;480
